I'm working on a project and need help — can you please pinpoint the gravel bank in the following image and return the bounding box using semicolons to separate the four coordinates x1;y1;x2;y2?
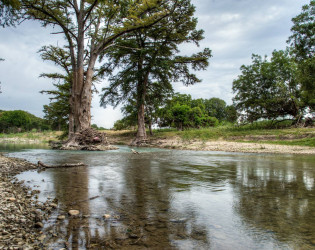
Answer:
0;154;56;249
150;137;315;155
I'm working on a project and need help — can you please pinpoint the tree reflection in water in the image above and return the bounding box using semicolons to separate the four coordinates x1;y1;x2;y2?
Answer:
232;157;315;248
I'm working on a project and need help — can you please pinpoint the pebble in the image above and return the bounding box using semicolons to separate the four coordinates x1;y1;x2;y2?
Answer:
34;222;44;228
50;203;58;209
68;210;80;216
103;214;111;219
57;215;66;220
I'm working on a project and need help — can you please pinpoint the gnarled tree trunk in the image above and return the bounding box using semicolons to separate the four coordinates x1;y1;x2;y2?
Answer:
131;72;149;146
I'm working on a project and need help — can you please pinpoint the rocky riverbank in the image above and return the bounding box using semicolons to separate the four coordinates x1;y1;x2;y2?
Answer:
0;154;57;249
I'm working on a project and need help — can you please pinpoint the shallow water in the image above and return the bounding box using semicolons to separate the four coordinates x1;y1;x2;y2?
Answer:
2;144;315;249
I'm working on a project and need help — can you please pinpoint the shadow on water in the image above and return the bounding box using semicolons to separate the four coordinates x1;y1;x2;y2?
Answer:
3;144;315;249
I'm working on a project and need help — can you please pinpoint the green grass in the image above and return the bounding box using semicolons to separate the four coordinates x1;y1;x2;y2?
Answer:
0;131;61;142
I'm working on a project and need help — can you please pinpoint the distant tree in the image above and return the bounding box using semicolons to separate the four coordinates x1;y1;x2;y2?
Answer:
0;110;49;133
288;0;315;110
101;0;211;145
171;104;191;130
204;98;227;122
158;93;219;130
225;105;238;123
232;50;305;123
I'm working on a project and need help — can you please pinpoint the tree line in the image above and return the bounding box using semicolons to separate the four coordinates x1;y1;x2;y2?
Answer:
113;93;237;131
0;110;50;133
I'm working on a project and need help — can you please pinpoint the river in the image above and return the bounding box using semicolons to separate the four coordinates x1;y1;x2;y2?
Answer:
1;144;315;249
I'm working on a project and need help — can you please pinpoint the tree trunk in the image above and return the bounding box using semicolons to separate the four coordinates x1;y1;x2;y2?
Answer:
131;73;148;146
149;120;153;136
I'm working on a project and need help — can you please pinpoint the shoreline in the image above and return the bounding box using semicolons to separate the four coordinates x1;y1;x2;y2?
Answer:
105;135;315;155
148;137;315;155
0;154;57;249
1;136;315;155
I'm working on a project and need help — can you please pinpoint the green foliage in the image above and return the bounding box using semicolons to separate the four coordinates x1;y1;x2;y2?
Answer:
0;0;20;27
233;49;305;123
158;93;222;130
101;0;211;137
204;98;227;121
225;105;238;123
0;110;50;133
113;117;137;130
288;0;315;111
91;124;98;130
41;80;70;131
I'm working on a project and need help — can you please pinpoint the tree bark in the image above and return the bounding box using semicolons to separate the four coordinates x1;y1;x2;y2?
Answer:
131;69;148;146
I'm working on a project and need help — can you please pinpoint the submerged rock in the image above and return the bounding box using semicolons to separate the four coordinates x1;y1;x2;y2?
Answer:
103;214;111;219
68;210;80;216
57;215;66;220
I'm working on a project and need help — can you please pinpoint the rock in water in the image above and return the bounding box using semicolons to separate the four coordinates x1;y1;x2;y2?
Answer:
34;222;44;228
68;210;80;216
103;214;111;219
57;215;66;220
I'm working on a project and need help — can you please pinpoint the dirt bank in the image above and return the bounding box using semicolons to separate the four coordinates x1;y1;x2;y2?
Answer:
0;154;57;249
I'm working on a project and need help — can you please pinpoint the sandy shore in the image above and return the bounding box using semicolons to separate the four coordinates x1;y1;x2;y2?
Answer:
148;137;315;155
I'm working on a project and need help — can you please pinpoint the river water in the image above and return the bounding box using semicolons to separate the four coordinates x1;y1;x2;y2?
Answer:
1;144;315;249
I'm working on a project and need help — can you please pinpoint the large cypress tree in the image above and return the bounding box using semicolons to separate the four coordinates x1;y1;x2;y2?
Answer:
100;0;211;145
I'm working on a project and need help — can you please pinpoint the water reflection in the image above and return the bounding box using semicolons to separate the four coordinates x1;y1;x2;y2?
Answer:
232;157;315;248
8;146;315;249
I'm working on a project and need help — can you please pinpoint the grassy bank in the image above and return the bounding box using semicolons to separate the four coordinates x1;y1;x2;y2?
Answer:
0;131;62;143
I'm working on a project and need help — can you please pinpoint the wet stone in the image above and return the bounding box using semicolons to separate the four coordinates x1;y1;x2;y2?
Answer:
57;215;66;220
68;210;80;216
50;203;58;209
34;222;44;228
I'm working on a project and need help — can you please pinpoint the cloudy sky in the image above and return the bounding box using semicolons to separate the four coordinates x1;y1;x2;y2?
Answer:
0;0;310;128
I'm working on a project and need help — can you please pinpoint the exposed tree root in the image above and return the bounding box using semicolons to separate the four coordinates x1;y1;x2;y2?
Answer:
50;128;118;151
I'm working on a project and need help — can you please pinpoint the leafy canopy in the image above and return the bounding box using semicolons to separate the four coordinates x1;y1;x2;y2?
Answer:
233;49;305;123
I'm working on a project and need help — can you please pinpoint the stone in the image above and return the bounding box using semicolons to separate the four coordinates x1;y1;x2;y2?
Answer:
50;203;58;209
57;215;66;220
68;210;80;216
34;222;44;228
103;214;111;219
8;197;16;201
38;234;46;241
